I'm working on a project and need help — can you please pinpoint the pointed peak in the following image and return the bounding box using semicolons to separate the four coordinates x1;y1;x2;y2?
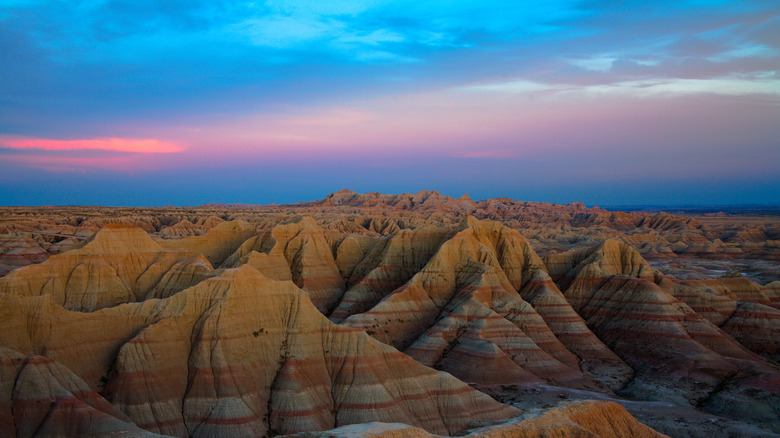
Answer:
182;253;214;269
458;215;506;233
529;268;553;282
457;193;474;203
207;264;270;286
235;263;265;278
599;238;624;250
81;224;162;254
283;215;320;229
456;215;481;231
321;189;360;206
584;239;655;279
199;215;225;227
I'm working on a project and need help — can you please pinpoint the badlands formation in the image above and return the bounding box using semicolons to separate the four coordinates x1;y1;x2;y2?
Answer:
0;190;778;437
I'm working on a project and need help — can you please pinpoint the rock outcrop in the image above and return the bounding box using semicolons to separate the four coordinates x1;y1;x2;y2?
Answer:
0;234;50;276
330;226;453;321
545;240;780;429
0;347;162;437
222;216;346;314
342;217;611;390
0;264;518;437
1;194;778;437
0;224;214;311
159;220;256;265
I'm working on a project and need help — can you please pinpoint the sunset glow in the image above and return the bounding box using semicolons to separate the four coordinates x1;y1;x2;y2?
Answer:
1;137;184;154
0;0;778;206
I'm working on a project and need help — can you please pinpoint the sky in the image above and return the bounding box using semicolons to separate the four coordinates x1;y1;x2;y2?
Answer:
1;0;779;206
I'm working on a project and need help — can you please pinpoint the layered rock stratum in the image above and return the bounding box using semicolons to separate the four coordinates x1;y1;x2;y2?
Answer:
0;190;778;437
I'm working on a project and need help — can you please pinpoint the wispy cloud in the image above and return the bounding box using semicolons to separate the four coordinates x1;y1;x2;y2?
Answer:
580;74;780;97
229;16;341;48
568;55;618;72
460;72;780;99
708;42;776;62
461;80;560;93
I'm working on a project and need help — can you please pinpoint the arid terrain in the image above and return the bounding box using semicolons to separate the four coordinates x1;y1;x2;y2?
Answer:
0;190;778;437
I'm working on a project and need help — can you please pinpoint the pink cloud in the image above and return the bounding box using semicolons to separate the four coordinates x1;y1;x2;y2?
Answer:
0;136;184;153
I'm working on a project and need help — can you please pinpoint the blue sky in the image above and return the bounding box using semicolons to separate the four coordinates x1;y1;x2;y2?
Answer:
1;0;778;206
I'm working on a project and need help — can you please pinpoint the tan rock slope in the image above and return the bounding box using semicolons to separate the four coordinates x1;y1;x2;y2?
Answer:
340;217;630;392
0;234;49;276
159;219;256;265
1;194;778;437
545;239;780;428
0;262;518;437
159;218;200;239
223;214;778;432
330;226;454;321
0;224;214;311
159;215;225;239
0;347;162;437
516;268;631;390
664;277;780;362
222;216;345;314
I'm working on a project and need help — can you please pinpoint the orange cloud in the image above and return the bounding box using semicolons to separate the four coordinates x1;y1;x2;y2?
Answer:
0;137;184;153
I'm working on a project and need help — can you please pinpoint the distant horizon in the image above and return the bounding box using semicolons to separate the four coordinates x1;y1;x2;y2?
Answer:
2;188;780;211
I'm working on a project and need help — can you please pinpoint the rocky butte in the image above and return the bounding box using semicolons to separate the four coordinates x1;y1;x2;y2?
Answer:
0;190;778;437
